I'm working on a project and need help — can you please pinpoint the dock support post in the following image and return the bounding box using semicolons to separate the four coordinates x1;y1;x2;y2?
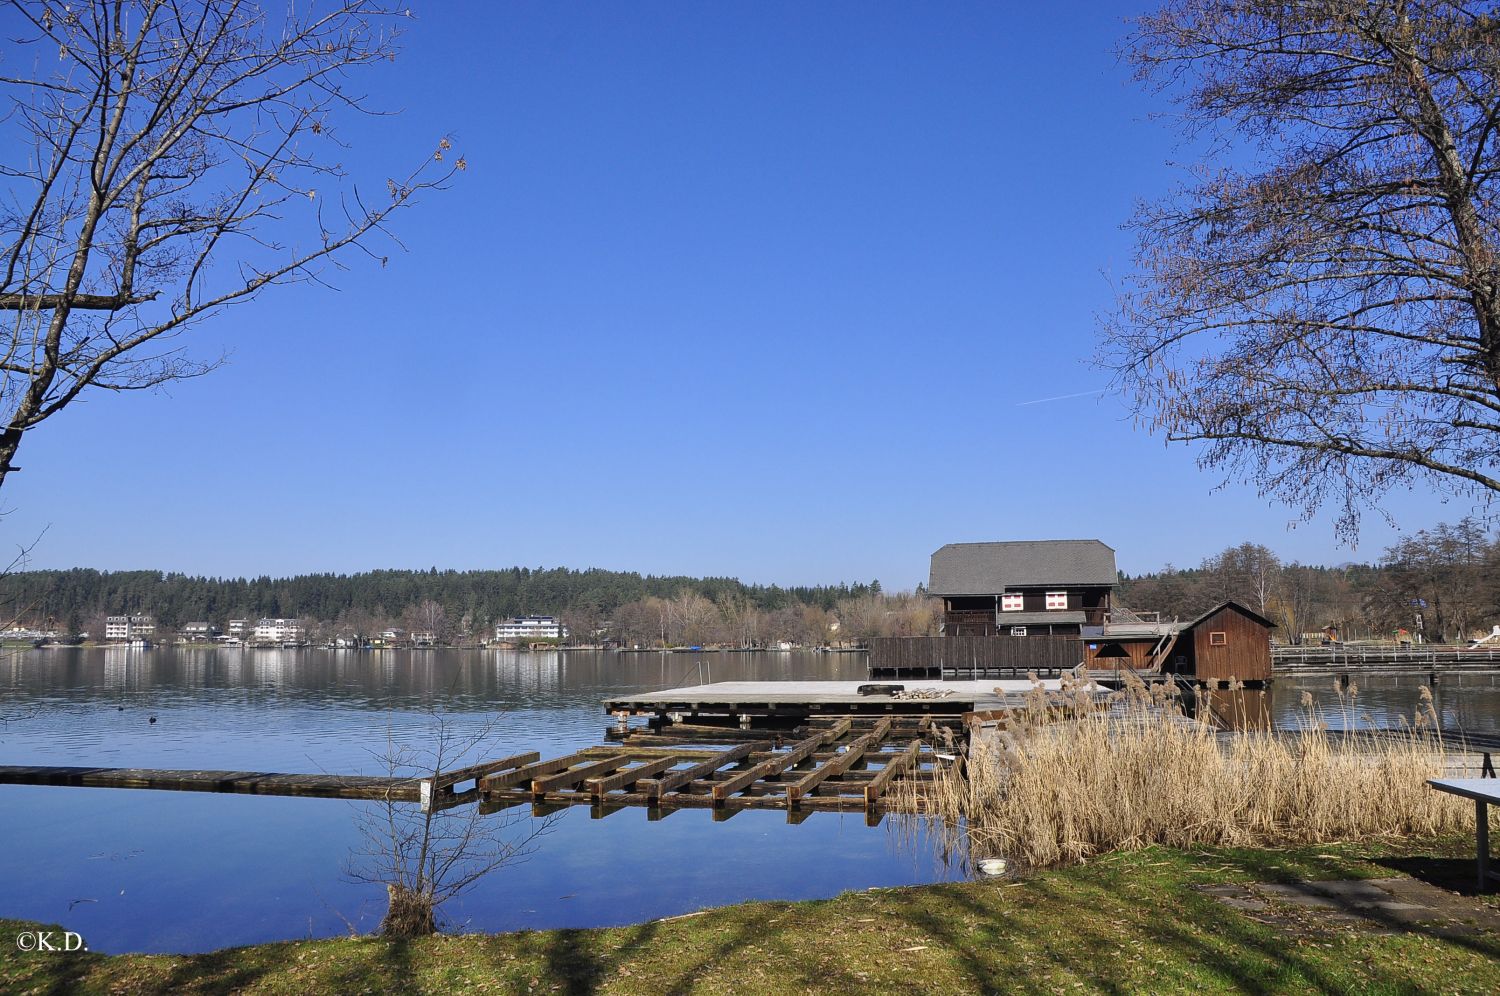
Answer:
1479;799;1492;894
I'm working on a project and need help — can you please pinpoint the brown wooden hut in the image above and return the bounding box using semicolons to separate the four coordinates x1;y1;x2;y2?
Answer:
1177;602;1275;685
1083;600;1274;686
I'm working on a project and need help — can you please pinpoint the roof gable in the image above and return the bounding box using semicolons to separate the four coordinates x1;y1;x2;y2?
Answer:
928;539;1117;595
1184;600;1277;630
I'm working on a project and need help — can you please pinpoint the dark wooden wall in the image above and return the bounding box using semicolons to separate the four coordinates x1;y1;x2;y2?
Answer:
869;636;1085;677
942;586;1114;635
1083;637;1161;671
1189;606;1272;683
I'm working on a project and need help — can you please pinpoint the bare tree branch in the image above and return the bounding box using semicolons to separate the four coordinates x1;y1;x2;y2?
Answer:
0;1;462;489
1102;1;1500;538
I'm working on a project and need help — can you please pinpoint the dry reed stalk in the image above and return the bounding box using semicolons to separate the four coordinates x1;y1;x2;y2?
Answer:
891;677;1470;871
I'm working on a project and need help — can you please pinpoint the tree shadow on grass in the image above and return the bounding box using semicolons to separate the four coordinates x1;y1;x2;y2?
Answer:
1376;853;1495;898
534;919;660;995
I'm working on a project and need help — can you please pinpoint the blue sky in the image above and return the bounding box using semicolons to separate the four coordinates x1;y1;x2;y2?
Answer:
1;1;1470;587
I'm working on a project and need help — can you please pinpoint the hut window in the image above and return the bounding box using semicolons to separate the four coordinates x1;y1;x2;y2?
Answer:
1045;591;1068;610
1009;626;1028;637
1209;631;1227;646
1001;593;1024;611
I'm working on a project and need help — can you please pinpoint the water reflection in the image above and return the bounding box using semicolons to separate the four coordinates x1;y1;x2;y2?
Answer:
1194;688;1273;731
4;648;1499;954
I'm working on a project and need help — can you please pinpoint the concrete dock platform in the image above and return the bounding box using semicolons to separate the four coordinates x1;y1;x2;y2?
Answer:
604;678;1062;721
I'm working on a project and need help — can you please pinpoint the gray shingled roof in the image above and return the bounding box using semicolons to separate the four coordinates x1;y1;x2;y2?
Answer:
928;539;1117;595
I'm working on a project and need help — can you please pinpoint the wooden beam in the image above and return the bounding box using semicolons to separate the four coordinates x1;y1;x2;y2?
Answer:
638;743;754;800
585;757;677;797
583;745;725;760
711;719;852;803
533;756;631;795
480;752;594;791
864;739;922;807
420;752;539;811
784;717;891;807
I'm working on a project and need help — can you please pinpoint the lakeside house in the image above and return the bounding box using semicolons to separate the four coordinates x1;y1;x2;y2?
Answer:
873;539;1273;685
182;622;218;642
104;615;155;641
494;615;567;642
928;539;1117;638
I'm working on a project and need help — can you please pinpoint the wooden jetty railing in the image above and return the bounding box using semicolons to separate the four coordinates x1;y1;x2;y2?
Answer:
0;714;960;825
1272;645;1500;674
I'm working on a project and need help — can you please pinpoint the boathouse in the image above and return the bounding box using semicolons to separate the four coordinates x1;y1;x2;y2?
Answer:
1083;600;1275;686
868;539;1117;678
928;539;1116;637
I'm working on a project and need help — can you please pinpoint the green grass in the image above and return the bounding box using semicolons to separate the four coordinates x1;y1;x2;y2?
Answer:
3;838;1498;994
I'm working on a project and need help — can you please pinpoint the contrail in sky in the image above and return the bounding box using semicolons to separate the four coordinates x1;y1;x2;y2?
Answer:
1015;388;1108;407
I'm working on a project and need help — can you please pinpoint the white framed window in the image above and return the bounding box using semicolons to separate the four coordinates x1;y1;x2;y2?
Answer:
1001;593;1024;612
1209;631;1228;647
1009;626;1028;637
1045;591;1068;610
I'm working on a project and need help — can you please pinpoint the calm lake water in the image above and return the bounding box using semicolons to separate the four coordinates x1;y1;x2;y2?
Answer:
3;646;1498;954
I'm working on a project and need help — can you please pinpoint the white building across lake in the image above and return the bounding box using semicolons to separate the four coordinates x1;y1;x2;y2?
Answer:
494;615;566;641
104;615;155;641
253;618;306;644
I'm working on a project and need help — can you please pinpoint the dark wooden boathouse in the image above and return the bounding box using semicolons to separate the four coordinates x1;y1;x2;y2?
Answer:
871;539;1117;677
1083;600;1275;686
929;539;1117;637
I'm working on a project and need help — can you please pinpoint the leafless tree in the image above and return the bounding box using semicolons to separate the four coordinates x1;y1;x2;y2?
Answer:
0;1;458;490
402;598;449;644
345;711;554;938
1202;542;1282;615
1102;2;1500;537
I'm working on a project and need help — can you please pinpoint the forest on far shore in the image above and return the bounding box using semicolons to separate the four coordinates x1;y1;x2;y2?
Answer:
3;518;1497;646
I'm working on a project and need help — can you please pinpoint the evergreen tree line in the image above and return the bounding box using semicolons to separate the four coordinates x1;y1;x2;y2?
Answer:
0;566;882;639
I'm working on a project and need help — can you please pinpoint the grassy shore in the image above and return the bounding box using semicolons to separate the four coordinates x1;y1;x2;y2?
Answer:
4;838;1497;994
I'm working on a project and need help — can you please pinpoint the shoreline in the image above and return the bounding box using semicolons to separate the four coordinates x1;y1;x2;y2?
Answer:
5;838;1498;994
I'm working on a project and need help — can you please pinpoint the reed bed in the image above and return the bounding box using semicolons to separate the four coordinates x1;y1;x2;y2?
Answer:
893;675;1471;871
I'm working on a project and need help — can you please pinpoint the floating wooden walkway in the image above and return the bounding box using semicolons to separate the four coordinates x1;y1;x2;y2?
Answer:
0;765;425;801
0;715;961;824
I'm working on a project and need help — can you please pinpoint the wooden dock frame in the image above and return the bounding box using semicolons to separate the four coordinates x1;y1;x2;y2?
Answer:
0;717;964;825
469;713;959;824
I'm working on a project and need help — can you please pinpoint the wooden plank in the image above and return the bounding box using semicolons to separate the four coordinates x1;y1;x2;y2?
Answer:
583;746;726;760
638;743;754;800
711;719;852;802
533;756;631;795
585;757;677;797
427;752;539;791
421;752;539;811
785;717;892;806
480;752;593;790
864;739;922;806
0;765;421;801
